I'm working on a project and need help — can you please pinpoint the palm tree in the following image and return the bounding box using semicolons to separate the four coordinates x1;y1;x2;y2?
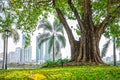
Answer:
0;0;19;69
101;37;117;66
101;38;112;58
113;37;116;66
116;38;120;62
38;20;66;62
1;28;19;69
1;29;19;43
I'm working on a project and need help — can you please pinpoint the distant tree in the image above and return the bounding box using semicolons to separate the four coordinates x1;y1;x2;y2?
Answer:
116;47;120;61
101;38;112;58
38;20;66;62
101;37;117;66
0;1;19;69
102;22;120;66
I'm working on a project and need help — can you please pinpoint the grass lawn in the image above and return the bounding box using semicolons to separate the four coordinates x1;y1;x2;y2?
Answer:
0;65;120;80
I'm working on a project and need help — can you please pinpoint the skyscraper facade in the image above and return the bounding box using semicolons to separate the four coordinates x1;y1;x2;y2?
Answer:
44;41;51;61
0;52;3;60
8;47;22;63
21;33;32;63
36;35;44;63
8;51;19;63
36;34;60;63
15;47;22;63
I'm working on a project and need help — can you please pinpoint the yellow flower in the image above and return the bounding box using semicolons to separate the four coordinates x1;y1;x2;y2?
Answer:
29;74;46;80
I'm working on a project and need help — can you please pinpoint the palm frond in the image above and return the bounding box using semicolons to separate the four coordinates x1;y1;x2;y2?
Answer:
37;33;51;42
53;21;64;34
38;33;51;48
38;20;52;32
11;29;20;43
38;37;50;48
48;36;54;54
57;34;66;48
1;29;19;43
101;39;111;58
55;40;60;54
1;32;6;40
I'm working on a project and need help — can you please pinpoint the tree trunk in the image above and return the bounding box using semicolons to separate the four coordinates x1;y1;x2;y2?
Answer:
2;39;6;69
113;37;116;66
71;40;80;61
119;52;120;61
77;30;103;64
53;34;55;62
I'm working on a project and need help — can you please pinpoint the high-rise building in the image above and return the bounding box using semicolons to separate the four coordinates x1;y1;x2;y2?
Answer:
0;52;3;60
36;34;62;63
15;47;22;63
8;51;20;63
44;41;51;61
36;35;45;63
21;33;32;63
8;47;22;63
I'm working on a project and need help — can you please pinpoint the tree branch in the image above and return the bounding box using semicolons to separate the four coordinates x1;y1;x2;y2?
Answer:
68;0;84;31
38;0;52;6
52;0;75;46
110;0;120;5
98;5;120;34
83;0;94;31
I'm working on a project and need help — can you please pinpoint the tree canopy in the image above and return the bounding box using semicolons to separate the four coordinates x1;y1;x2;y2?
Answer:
9;0;120;39
8;0;120;64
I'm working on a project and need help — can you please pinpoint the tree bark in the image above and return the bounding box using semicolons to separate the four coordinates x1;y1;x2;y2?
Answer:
77;29;103;64
2;39;6;69
53;0;77;61
75;0;103;64
71;40;80;61
113;37;116;66
53;34;55;62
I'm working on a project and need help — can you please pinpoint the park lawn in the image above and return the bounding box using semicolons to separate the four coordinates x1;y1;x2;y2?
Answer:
0;65;120;80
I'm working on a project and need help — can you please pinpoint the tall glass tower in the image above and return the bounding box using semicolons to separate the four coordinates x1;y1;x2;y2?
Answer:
21;33;32;63
36;34;44;63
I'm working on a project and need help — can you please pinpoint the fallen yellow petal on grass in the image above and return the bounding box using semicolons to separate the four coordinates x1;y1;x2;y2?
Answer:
29;73;46;80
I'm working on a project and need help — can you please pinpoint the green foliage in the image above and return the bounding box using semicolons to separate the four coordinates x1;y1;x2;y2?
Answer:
0;66;120;80
0;1;20;43
24;33;31;48
0;1;16;33
55;58;70;65
104;23;120;46
116;40;120;46
43;58;70;67
92;0;108;26
9;0;53;34
43;60;56;67
74;24;81;35
9;0;120;46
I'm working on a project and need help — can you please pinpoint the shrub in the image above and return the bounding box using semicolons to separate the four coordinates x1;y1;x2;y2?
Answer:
43;58;70;67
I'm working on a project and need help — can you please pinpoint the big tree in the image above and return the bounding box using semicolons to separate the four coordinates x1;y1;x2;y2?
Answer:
9;0;120;64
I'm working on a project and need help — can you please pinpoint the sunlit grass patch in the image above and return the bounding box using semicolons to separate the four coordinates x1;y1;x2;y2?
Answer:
0;66;120;80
